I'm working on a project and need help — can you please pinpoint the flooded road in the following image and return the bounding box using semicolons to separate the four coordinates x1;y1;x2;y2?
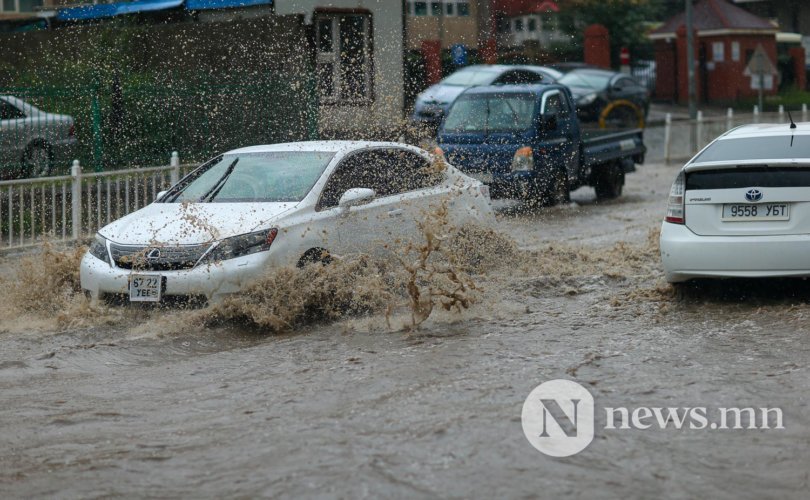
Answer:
1;161;809;498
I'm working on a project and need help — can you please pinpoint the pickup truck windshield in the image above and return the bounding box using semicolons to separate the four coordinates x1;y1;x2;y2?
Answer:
443;94;536;133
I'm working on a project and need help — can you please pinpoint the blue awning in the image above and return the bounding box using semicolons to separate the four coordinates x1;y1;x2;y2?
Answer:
186;0;272;10
56;0;184;21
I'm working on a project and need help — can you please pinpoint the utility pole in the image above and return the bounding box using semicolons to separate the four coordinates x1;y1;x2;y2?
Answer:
685;0;697;120
438;1;445;51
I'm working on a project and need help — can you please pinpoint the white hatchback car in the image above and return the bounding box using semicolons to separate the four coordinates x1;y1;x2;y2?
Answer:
80;141;494;303
660;123;810;282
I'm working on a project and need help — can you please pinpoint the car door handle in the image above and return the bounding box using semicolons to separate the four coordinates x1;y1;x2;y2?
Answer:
388;208;404;217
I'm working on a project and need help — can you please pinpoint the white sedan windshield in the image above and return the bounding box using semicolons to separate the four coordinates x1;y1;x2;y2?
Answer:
441;69;500;87
170;151;335;203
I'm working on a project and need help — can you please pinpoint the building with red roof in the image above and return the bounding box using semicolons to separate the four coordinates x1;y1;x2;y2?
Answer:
492;0;566;49
649;0;780;103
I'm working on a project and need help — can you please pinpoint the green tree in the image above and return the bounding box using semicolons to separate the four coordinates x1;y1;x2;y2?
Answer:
559;0;662;66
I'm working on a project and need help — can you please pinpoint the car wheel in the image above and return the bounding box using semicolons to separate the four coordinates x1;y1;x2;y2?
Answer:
593;162;624;200
297;248;333;268
598;100;645;129
21;141;54;179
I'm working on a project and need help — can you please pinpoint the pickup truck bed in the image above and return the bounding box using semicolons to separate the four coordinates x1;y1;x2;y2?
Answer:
581;128;645;169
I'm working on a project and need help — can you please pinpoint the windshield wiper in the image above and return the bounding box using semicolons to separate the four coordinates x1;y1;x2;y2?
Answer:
199;158;239;202
484;99;490;137
503;99;520;129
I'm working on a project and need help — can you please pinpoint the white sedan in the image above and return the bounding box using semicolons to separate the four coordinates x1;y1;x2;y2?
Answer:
80;141;495;303
660;123;810;282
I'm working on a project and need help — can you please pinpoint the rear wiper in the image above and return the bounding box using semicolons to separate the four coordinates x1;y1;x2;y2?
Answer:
199;158;239;202
788;111;796;147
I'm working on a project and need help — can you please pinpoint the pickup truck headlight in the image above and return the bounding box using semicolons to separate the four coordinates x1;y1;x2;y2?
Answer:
203;228;278;263
511;147;534;172
89;234;110;265
578;93;598;106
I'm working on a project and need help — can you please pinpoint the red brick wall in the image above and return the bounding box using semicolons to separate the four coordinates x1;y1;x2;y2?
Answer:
700;35;778;102
654;39;677;101
789;46;807;91
421;40;442;85
584;24;611;69
676;26;700;104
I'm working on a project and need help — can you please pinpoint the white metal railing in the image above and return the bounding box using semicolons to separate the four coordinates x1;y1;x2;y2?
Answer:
645;104;810;164
0;152;193;249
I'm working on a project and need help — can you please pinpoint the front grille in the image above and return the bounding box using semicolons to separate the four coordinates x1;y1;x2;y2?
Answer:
110;243;211;271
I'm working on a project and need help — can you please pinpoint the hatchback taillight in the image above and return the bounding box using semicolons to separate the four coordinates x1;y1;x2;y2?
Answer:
665;171;685;224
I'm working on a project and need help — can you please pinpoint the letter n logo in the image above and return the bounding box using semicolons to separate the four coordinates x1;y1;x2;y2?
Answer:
522;380;595;457
539;398;581;437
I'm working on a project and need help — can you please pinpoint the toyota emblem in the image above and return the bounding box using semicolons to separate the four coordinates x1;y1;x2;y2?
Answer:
745;188;763;202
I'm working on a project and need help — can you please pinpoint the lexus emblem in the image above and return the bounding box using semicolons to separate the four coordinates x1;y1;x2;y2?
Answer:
145;248;161;260
745;189;763;202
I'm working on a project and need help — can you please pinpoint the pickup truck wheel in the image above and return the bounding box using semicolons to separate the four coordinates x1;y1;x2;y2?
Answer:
518;180;542;207
593;162;624;200
545;167;570;206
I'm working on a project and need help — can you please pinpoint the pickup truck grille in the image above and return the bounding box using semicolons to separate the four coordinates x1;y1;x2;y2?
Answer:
110;243;211;271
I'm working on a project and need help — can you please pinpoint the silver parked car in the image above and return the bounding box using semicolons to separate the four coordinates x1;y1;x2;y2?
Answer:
411;65;563;129
0;95;77;178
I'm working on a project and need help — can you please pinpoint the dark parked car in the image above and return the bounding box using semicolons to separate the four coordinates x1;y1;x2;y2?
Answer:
557;69;650;128
411;64;562;129
546;62;598;74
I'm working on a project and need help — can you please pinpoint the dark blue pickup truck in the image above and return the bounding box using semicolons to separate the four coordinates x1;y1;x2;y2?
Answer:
436;84;646;205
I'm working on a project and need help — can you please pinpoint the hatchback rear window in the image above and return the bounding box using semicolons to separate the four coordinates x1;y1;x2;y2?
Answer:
693;136;810;163
686;167;810;190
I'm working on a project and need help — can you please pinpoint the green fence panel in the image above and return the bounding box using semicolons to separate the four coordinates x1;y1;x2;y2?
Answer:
1;73;318;178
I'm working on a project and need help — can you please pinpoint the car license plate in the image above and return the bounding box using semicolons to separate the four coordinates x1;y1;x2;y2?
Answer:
469;172;493;184
721;203;790;221
129;274;162;302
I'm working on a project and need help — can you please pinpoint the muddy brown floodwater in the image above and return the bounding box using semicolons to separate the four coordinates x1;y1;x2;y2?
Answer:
1;161;809;499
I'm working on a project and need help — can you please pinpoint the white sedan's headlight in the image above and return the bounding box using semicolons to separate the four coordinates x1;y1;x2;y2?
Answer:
88;234;110;265
203;228;278;263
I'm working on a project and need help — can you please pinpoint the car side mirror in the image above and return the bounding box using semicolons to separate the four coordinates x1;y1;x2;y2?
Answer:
155;190;167;202
538;113;558;132
338;188;376;209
